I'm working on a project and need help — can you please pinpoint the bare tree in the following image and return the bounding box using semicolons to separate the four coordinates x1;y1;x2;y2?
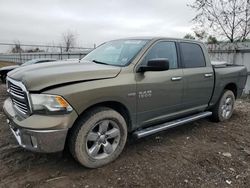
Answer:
207;35;218;44
11;40;23;53
183;33;196;39
194;30;207;41
62;31;76;52
11;40;23;64
241;0;250;41
189;0;250;42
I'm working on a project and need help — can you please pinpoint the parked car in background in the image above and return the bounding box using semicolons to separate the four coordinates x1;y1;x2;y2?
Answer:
3;37;247;168
0;65;19;82
0;59;56;83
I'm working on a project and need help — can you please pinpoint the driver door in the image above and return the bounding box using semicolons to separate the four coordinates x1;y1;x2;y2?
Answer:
135;41;184;128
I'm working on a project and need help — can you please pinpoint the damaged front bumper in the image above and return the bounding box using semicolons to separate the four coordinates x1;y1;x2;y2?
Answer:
3;98;78;153
7;119;68;153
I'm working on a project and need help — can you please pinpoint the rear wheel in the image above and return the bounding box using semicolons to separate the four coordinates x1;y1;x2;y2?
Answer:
69;107;127;168
211;90;235;122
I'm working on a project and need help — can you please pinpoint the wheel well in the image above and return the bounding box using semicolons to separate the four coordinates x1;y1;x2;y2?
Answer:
225;83;237;98
76;101;132;131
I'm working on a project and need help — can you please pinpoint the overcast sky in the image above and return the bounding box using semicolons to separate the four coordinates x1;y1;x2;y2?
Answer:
0;0;195;48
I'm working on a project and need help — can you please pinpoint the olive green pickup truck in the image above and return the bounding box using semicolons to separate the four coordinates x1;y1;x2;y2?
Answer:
3;37;247;168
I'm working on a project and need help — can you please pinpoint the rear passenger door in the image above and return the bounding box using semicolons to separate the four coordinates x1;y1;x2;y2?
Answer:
179;42;214;112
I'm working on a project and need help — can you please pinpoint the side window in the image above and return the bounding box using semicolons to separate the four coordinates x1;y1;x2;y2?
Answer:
144;41;178;69
180;43;206;68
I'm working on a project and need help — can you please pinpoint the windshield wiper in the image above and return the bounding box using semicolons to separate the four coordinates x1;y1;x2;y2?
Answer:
92;60;110;65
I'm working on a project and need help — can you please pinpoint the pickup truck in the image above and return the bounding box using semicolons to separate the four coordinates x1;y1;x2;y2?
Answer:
3;37;247;168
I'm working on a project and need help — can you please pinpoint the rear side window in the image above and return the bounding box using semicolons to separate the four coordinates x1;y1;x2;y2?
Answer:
180;43;206;68
143;41;178;69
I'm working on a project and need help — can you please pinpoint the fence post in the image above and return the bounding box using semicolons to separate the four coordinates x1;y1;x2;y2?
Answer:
19;47;22;64
60;46;62;60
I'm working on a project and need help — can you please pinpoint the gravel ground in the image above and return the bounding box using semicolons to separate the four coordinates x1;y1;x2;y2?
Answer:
0;83;250;188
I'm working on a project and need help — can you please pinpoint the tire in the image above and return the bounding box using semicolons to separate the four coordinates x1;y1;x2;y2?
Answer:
69;107;127;168
211;90;235;122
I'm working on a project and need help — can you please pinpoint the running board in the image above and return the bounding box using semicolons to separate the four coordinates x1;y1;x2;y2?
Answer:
133;111;212;139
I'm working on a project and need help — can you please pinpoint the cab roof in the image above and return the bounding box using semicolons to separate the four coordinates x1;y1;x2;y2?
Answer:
112;36;203;44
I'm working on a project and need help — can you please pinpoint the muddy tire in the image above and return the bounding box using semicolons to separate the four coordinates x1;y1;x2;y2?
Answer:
211;90;235;122
69;107;127;168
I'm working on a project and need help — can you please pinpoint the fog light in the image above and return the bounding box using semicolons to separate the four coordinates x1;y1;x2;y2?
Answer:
6;119;10;124
30;136;38;148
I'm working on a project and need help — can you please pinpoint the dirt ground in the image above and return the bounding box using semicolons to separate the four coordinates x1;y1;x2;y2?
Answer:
0;61;16;68
0;83;250;188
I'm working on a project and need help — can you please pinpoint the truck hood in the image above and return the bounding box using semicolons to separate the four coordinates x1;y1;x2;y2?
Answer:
8;61;121;91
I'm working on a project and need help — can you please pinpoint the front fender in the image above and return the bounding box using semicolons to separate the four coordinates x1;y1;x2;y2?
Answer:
42;76;137;129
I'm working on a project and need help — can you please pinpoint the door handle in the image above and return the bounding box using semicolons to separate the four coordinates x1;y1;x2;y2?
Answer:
171;77;182;81
204;73;213;78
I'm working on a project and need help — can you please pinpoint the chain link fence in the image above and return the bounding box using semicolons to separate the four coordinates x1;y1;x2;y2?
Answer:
0;42;93;64
0;51;92;64
0;42;249;93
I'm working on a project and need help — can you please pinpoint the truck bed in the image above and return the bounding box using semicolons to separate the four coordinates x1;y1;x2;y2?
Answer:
209;65;248;107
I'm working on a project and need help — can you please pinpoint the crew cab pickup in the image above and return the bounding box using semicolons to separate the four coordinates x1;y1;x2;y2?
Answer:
3;37;247;168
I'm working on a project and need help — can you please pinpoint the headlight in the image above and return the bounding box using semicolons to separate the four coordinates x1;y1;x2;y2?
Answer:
30;94;73;114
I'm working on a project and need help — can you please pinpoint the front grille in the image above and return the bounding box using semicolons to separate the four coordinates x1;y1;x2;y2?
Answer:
7;79;30;116
12;98;28;114
9;82;25;99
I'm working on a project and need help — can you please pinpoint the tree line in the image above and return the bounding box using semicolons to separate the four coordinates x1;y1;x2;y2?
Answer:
184;0;250;43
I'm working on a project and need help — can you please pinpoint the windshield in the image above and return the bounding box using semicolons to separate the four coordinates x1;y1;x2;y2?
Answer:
82;39;149;66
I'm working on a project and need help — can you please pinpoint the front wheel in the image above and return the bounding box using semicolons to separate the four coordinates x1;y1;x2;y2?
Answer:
211;90;235;122
69;107;127;168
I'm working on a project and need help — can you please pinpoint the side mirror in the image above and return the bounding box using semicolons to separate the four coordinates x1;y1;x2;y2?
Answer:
137;58;170;72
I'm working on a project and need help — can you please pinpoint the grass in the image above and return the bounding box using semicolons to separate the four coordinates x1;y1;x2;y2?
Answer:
0;61;17;68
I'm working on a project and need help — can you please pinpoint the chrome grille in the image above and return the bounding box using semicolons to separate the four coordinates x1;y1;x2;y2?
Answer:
12;98;28;114
7;78;30;116
9;82;25;99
